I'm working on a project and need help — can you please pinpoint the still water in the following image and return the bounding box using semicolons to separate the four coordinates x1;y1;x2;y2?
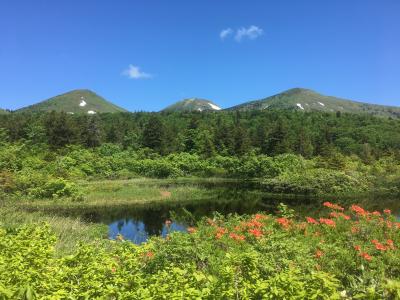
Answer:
76;182;400;244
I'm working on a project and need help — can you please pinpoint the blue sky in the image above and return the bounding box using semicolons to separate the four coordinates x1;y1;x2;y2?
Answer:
0;0;399;111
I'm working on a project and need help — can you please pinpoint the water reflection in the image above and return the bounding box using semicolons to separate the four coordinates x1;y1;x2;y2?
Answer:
108;219;186;244
33;181;400;245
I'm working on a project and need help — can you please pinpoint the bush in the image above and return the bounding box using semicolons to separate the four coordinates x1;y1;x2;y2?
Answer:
0;203;399;298
28;178;82;199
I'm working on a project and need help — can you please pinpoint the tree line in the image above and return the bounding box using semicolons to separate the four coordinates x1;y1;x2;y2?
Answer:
1;110;400;161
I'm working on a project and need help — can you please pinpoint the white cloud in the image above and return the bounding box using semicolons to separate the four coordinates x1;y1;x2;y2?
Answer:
123;65;152;79
234;25;263;42
220;28;233;40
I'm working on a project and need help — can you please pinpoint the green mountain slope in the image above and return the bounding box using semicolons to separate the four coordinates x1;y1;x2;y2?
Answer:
162;98;222;112
16;89;127;114
227;88;400;118
0;108;9;114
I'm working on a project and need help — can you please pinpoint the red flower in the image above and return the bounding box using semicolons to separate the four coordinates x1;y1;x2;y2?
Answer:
375;243;387;251
254;214;267;220
229;233;245;241
350;205;367;216
323;202;344;211
276;217;290;228
371;239;386;251
215;233;224;239
360;252;372;261
319;218;336;227
247;220;263;228
306;217;318;224
215;227;227;239
386;239;395;250
384;209;391;215
145;251;154;258
354;245;361;252
372;211;381;216
315;250;324;259
248;228;263;238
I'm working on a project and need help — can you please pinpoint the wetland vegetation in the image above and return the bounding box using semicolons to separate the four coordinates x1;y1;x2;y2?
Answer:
1;110;400;298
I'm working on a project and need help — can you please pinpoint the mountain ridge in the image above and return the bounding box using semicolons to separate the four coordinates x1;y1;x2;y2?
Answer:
225;88;400;118
161;98;222;112
15;89;127;114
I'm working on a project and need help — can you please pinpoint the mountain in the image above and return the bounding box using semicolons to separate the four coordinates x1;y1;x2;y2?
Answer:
226;88;400;118
16;89;127;114
161;98;222;112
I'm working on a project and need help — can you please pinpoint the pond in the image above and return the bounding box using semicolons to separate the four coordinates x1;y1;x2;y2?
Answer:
77;182;400;244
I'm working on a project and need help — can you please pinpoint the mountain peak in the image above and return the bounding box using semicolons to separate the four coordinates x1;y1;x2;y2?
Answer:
282;88;318;96
16;89;127;114
226;88;400;118
162;98;222;112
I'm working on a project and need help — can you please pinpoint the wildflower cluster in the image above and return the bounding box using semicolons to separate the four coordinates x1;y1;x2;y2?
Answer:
0;203;399;299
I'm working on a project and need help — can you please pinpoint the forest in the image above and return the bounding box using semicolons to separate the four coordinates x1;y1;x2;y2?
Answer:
1;110;400;200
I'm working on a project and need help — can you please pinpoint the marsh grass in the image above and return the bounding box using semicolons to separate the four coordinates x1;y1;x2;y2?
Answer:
0;201;108;255
0;178;219;254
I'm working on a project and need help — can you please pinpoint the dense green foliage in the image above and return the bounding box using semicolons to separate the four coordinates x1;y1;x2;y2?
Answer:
1;110;400;159
2;109;400;199
1;203;399;299
1;138;400;198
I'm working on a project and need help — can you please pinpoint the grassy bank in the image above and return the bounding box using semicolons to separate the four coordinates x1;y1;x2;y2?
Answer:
1;202;399;298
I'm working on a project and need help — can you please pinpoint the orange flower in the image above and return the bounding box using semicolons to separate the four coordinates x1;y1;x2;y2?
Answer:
145;251;154;258
354;245;361;252
372;211;381;216
187;227;196;234
323;202;344;211
319;218;336;227
384;209;391;215
386;239;395;249
350;205;367;216
247;220;263;228
371;239;386;251
248;228;263;238
276;217;290;228
229;233;245;241
315;250;324;259
306;217;318;224
351;226;359;234
254;214;267;220
360;252;372;261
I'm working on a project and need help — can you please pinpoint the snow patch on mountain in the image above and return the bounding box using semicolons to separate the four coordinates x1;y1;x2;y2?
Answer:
208;103;221;110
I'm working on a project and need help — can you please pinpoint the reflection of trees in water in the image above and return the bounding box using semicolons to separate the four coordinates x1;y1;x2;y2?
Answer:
46;187;400;236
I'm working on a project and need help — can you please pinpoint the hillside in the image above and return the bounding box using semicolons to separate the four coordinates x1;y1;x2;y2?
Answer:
162;98;222;112
226;88;400;118
16;89;127;114
0;109;9;114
